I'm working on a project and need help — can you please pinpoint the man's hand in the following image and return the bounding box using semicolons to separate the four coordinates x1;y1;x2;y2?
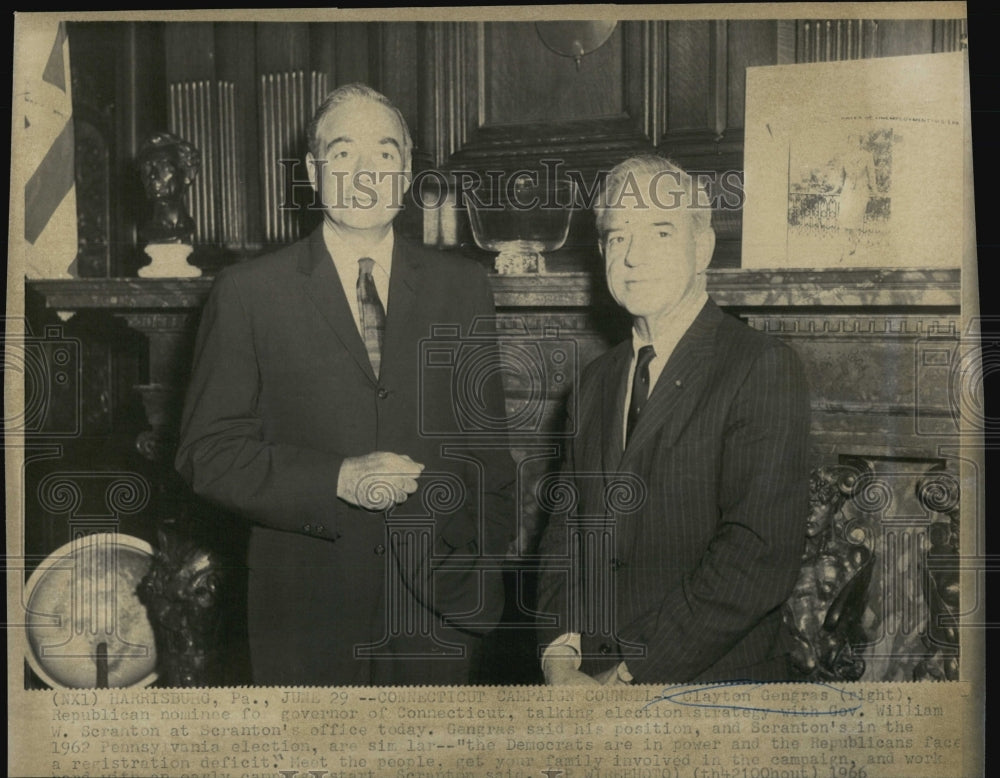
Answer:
541;644;600;686
543;659;601;686
593;663;632;686
337;452;424;511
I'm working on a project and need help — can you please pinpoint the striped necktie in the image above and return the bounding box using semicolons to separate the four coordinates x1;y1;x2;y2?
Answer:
626;345;656;445
357;257;386;377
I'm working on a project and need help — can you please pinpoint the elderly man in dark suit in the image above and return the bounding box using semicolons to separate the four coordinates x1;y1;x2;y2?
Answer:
537;155;811;685
176;83;514;686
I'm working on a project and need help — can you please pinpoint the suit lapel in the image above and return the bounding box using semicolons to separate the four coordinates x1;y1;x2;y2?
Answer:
299;228;377;382
600;342;631;474
612;301;721;559
619;300;722;470
380;237;420;383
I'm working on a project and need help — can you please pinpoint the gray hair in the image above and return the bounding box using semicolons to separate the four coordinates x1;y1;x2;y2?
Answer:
594;155;713;235
307;83;413;163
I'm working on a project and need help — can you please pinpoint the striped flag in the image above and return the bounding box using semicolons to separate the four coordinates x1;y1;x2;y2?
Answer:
16;18;78;278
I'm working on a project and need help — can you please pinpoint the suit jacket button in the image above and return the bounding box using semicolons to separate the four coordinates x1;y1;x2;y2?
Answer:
303;524;311;533
374;543;386;555
315;525;324;534
377;387;389;399
610;558;625;571
599;643;612;655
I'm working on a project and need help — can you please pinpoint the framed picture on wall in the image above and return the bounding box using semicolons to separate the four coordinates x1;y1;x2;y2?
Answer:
742;51;967;269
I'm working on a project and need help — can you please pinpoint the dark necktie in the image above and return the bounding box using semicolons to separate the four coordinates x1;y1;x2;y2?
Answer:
626;345;656;446
357;257;386;377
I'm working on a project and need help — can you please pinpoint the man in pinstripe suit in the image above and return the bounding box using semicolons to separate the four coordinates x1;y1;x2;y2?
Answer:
537;155;811;685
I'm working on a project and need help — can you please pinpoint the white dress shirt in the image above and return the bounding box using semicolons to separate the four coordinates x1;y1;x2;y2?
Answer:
323;222;394;335
621;290;709;445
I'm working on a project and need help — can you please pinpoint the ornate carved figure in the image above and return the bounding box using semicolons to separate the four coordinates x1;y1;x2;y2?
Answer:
913;470;960;681
138;132;200;244
784;465;875;681
138;530;222;687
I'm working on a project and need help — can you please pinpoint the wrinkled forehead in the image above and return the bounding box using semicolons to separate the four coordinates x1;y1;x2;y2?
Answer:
597;200;700;236
597;171;703;231
316;97;407;148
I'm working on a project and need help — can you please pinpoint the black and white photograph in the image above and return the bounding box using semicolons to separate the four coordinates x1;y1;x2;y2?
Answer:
8;5;985;777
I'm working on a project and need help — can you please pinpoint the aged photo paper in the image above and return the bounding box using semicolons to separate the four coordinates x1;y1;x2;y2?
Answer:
8;4;985;778
742;51;965;269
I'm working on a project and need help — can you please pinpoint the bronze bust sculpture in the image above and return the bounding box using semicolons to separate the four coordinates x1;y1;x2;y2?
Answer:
138;132;200;245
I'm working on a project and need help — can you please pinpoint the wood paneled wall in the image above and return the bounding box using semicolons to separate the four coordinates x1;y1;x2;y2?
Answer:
67;18;966;274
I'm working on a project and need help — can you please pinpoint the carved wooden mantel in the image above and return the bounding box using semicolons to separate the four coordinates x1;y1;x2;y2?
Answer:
27;267;961;312
26;265;964;456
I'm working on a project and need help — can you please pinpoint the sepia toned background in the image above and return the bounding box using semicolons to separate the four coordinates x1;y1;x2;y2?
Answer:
15;10;974;692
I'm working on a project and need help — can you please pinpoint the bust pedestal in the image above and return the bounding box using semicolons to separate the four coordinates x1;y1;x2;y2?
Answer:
139;243;200;278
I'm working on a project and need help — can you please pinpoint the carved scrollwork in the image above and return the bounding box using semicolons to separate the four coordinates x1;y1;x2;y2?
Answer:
850;470;893;514
137;529;223;688
913;468;960;681
916;469;960;516
784;463;876;682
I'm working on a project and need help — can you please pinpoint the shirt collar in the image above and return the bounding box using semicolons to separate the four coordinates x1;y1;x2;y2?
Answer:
322;221;395;279
632;290;709;360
